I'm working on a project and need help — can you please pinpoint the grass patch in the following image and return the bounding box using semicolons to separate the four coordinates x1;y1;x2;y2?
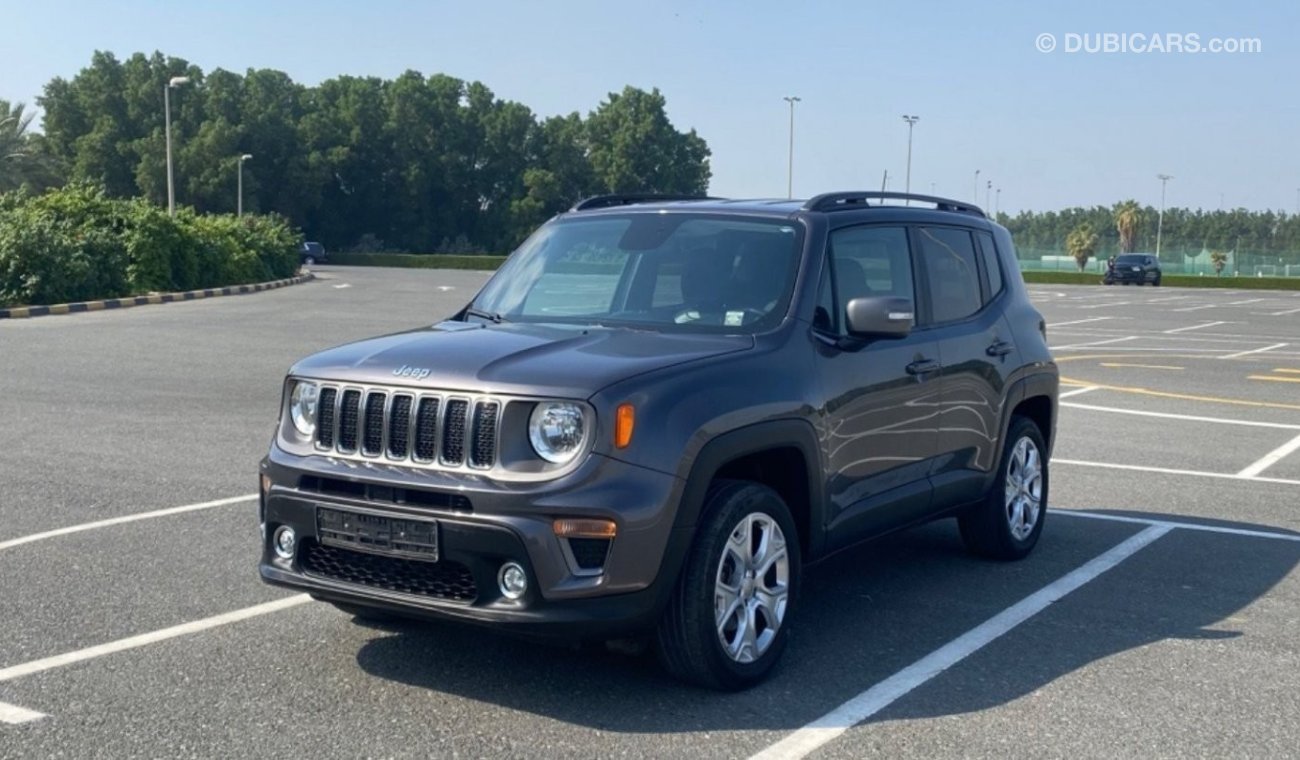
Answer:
327;252;507;270
1020;270;1300;290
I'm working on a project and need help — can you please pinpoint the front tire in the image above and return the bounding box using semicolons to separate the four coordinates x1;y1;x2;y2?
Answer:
656;480;801;690
959;416;1048;560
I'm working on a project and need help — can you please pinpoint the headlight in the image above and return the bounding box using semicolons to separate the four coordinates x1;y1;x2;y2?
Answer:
528;402;587;464
289;381;319;437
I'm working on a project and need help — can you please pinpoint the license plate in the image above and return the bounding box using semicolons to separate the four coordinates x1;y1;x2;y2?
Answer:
317;507;439;561
1132;266;1141;271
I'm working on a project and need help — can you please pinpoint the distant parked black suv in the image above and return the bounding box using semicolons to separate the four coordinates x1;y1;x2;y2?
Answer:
1105;253;1162;285
260;192;1059;689
299;241;327;266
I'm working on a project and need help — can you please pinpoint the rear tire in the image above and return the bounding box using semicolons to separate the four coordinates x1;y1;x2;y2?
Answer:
656;480;801;690
959;416;1048;561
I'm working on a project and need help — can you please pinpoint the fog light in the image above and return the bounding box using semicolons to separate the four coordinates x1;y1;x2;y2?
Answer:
498;562;528;600
273;526;296;560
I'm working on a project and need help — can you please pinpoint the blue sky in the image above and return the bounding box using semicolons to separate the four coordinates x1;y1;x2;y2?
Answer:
3;0;1296;213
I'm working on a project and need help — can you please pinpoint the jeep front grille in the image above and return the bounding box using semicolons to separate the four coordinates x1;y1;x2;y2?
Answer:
313;384;501;470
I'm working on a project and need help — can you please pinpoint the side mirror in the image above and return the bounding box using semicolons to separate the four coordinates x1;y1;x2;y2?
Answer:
845;296;914;339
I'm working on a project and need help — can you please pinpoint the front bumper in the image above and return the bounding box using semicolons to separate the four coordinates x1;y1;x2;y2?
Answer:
258;444;691;638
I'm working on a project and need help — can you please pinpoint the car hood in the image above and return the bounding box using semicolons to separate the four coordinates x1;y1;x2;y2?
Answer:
289;321;754;398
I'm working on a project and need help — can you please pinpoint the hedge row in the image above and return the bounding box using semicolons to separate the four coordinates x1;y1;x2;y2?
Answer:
327;251;507;270
0;184;302;308
1020;270;1300;290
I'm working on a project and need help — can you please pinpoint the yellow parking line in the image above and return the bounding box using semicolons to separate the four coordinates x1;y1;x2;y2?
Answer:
1056;354;1300;411
1274;368;1300;374
1250;375;1300;384
1099;362;1184;370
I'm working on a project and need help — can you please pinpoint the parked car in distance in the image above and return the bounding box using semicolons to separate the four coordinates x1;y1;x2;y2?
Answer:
259;191;1059;690
1104;253;1161;285
300;242;327;266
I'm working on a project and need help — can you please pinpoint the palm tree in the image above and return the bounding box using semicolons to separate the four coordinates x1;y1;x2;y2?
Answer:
0;100;56;192
1210;250;1229;276
1066;222;1099;272
1113;200;1142;253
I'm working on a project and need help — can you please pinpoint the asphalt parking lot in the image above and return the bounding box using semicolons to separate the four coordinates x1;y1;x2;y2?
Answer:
2;269;1298;758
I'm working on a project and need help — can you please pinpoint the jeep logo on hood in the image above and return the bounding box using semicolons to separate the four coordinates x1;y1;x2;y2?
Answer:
393;365;432;380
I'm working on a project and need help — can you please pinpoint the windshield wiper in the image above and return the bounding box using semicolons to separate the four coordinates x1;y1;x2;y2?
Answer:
465;307;507;324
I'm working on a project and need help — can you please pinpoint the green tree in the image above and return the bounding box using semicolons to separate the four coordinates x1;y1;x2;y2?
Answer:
0;101;61;192
1112;200;1142;253
585;86;711;194
1065;222;1099;272
1210;250;1229;276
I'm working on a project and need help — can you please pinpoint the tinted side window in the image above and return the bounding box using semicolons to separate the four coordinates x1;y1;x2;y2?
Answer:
917;227;981;324
829;224;914;299
975;231;1003;301
814;256;836;332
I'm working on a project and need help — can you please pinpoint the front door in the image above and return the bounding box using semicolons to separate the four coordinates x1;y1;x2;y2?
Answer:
812;224;940;550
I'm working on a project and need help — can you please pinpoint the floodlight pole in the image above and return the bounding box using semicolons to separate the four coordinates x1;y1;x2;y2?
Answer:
165;76;190;216
901;115;919;204
782;96;801;199
1156;174;1173;258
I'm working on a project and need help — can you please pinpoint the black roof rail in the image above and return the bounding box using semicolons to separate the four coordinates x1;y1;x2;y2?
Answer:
569;194;719;211
803;191;986;217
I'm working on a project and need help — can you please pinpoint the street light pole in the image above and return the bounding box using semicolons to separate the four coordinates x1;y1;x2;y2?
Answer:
1156;174;1173;258
985;180;992;212
901;115;919;204
165;76;190;216
973;169;980;203
237;154;253;216
782;96;801;199
995;187;1001;218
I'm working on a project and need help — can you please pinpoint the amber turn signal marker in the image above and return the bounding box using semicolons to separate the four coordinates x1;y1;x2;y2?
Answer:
615;403;635;449
260;474;272;496
553;518;617;539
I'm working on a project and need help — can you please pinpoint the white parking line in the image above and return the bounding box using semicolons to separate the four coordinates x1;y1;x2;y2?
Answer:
0;594;311;724
0;596;311;685
1227;298;1265;305
1164;321;1226;334
0;494;257;552
1046;317;1114;328
1172;304;1218;312
1054;459;1300;487
1237;433;1300;478
749;526;1170;760
1051;336;1139;351
1149;296;1191;303
1271;306;1300;316
1061;402;1300;430
1220;343;1288;360
1058;386;1100;399
0;702;46;725
1057;509;1300;543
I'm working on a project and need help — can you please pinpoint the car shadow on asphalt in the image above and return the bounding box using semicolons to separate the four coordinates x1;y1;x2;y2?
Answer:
353;513;1299;733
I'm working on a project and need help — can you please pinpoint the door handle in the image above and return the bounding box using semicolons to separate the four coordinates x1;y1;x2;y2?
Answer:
986;340;1014;357
906;358;941;376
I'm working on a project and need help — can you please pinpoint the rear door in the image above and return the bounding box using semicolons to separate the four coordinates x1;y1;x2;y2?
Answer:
912;225;1014;509
812;224;941;550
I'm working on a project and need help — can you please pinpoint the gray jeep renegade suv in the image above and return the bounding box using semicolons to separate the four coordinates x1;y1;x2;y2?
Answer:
259;191;1058;690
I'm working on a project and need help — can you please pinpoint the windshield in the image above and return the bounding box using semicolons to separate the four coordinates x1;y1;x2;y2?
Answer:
1116;255;1150;265
470;213;803;332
